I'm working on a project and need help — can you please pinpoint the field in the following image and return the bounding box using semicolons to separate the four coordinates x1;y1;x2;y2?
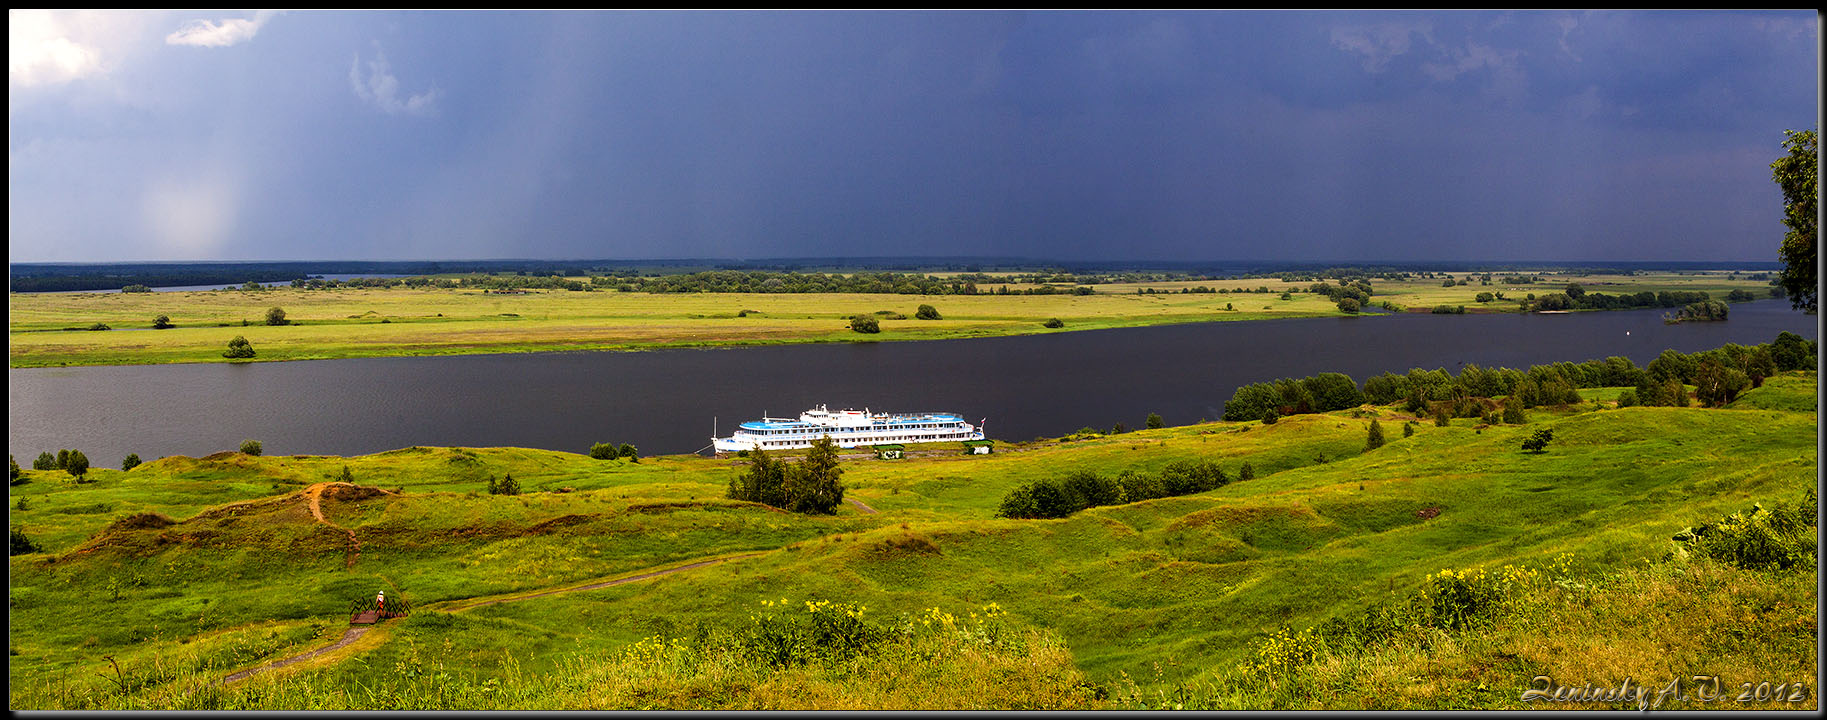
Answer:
7;270;1779;368
9;371;1815;709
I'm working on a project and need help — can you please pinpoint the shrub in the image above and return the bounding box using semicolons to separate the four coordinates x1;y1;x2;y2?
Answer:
240;439;263;456
152;315;174;329
1238;462;1255;481
121;284;151;293
1365;418;1384;450
33;452;56;471
1616;388;1638;407
1521;428;1553;453
1042;317;1065;329
915;304;941;320
1402;421;1416;438
223;336;256;359
56;449;69;469
488;474;521;495
265;306;290;326
1262;407;1279;425
848;315;881;334
87;323;111;331
1501;401;1526;424
1336;297;1360;313
8;455;17;483
11;527;40;556
1433;407;1451;427
121;454;141;471
589;442;618;460
618;443;639;461
1145;412;1164;429
1673;488;1816;570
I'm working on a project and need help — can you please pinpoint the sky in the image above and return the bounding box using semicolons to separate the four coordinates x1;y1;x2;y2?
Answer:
8;10;1819;264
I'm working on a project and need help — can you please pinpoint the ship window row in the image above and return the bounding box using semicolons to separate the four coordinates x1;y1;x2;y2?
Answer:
749;423;961;436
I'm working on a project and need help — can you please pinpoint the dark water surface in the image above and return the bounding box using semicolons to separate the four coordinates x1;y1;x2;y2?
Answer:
9;301;1816;463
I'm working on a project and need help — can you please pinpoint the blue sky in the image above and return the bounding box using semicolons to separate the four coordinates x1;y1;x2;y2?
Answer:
8;10;1818;263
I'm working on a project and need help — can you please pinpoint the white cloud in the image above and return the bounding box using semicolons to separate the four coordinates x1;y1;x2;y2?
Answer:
10;9;105;86
1420;41;1520;83
1555;15;1581;62
349;46;439;116
1330;21;1433;73
165;11;276;48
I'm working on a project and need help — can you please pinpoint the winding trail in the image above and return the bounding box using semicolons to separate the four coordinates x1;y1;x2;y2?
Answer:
219;627;369;684
846;497;878;514
219;551;762;685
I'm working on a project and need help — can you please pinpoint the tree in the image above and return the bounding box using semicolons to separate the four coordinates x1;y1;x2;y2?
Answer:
223;336;256;359
590;442;618;460
1225;382;1281;422
56;449;69;469
1262;406;1279;425
1365;418;1385;450
65;450;89;478
1238;462;1255;481
340;464;355;483
1403;421;1416;438
915;304;941;320
1693;359;1750;407
265;306;290;326
784;436;844;514
1521;428;1554;453
1772;128;1816;313
153;314;174;329
1301;372;1364;412
240;439;263;456
1501;399;1527;425
618;443;638;461
728;446;788;508
10;455;20;483
122;453;141;471
1042;317;1065;328
33;452;56;471
1146;412;1165;429
497;473;521;495
1336;296;1361;313
848;315;880;334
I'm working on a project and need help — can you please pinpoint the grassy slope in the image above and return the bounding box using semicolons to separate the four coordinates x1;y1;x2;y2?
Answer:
7;270;1776;367
8;372;1815;708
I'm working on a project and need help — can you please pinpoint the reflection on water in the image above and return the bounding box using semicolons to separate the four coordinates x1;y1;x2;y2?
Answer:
8;300;1815;463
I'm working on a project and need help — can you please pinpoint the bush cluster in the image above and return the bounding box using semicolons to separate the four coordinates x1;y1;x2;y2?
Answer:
589;442;638;461
1672;487;1816;571
997;459;1238;519
485;474;521;495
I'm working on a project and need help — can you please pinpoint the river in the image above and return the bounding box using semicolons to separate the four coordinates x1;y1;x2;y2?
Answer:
7;300;1815;464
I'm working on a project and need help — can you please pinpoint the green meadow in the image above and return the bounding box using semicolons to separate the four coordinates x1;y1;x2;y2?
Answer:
7;270;1778;368
8;371;1815;709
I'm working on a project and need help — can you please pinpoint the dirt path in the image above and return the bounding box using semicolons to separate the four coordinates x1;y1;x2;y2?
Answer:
218;552;760;685
846;497;878;514
219;627;369;684
303;482;390;569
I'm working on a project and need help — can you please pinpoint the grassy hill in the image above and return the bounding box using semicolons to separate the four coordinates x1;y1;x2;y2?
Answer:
8;373;1816;709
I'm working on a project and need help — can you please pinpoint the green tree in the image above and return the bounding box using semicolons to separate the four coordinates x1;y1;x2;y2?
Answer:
848;315;880;333
1238;462;1255;481
784;436;844;514
65;450;89;478
1261;406;1279;425
339;464;355;483
1403;421;1416;438
56;449;69;469
223;335;256;359
1365;418;1384;450
153;314;174;329
1336;296;1361;313
10;455;20;483
33;452;56;471
617;443;638;461
1772;128;1817;312
240;439;263;456
1145;412;1164;429
1042;317;1064;329
122;453;141;471
589;442;617;460
265;306;290;326
914;304;941;320
728;446;788;508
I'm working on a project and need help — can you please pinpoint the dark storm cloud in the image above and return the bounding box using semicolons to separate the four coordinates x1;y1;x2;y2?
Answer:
7;10;1817;263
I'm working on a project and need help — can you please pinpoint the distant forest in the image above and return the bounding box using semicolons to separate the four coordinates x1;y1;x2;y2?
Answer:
9;258;1784;293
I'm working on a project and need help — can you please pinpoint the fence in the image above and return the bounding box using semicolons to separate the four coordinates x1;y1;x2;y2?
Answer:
348;593;411;624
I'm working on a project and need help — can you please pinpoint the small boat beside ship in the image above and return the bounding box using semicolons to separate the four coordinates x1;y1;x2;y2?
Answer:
712;405;984;453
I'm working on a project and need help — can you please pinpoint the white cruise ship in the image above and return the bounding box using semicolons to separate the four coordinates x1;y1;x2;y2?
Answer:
712;405;984;453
